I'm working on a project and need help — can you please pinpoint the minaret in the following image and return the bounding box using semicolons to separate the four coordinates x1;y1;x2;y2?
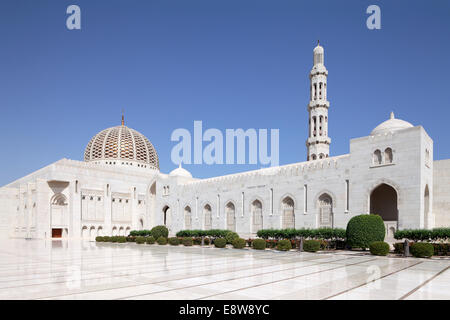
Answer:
306;41;331;161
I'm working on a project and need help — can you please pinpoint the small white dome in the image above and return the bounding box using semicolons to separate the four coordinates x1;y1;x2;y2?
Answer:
169;164;192;178
371;112;413;135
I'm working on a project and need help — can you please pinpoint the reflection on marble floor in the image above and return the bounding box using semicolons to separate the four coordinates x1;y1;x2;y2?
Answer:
0;238;448;300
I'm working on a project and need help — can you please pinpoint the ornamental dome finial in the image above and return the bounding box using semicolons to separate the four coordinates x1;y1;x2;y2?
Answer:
121;109;125;126
390;111;395;119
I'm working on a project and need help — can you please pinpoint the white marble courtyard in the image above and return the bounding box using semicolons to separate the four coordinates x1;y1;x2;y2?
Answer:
0;239;448;300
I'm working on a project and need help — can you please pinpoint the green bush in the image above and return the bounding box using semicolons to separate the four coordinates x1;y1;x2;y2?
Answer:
129;229;152;237
204;237;210;245
193;237;202;245
126;236;136;242
369;241;390;256
252;239;266;250
135;236;146;244
214;238;227;248
157;236;168;245
168;237;180;246
225;231;239;244
393;242;405;254
146;236;156;244
394;228;450;242
176;229;229;238
277;239;292;251
95;236;105;242
410;243;434;258
346;214;385;249
433;243;449;256
151;226;169;239
117;236;127;243
256;228;346;240
232;238;246;249
101;236;111;242
182;237;193;246
303;240;321;252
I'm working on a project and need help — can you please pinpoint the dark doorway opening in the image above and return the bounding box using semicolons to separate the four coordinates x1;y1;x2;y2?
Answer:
370;184;398;221
52;228;62;238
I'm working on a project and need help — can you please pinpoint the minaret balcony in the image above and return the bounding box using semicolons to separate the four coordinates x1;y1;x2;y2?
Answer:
308;101;329;109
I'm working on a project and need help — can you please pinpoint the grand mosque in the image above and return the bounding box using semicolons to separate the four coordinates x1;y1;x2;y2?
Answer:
1;43;449;240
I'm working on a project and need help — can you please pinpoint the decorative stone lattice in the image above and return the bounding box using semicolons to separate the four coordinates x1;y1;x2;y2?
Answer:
84;125;159;170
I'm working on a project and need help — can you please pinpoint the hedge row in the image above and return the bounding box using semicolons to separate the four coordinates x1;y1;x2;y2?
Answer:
129;225;169;238
175;229;230;238
394;228;450;241
256;228;346;240
394;242;449;256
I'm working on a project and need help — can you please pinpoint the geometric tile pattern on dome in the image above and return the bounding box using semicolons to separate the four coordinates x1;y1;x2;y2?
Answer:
84;125;159;169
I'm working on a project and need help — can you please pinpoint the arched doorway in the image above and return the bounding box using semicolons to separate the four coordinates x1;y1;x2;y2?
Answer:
162;205;171;227
424;185;430;229
50;193;68;238
318;194;333;228
82;226;89;240
370;183;398;238
203;204;212;230
226;202;236;232
251;200;263;233
184;206;192;229
90;226;96;241
281;197;295;229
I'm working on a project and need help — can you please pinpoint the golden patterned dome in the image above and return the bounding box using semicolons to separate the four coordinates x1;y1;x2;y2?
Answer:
84;123;159;170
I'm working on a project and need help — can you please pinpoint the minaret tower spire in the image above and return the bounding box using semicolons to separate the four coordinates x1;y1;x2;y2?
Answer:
306;41;331;161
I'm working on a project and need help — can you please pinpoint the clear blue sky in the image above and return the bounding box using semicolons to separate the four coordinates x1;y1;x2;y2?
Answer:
1;0;449;185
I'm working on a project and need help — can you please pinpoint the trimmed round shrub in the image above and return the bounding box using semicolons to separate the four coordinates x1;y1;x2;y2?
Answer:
252;239;266;250
146;236;156;244
369;241;390;256
135;236;146;244
214;238;227;248
151;225;169;239
232;238;246;249
95;236;105;242
303;240;321;252
346;214;385;249
204;237;210;245
277;239;292;251
411;242;434;258
168;237;180;246
126;236;136;242
225;231;239;244
156;236;168;245
182;237;193;246
193;237;202;245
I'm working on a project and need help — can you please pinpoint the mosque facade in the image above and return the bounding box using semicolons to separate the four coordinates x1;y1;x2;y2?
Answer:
1;43;449;240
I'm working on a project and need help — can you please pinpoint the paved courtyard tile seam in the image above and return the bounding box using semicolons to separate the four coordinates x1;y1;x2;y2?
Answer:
398;265;450;300
322;260;423;300
38;253;344;300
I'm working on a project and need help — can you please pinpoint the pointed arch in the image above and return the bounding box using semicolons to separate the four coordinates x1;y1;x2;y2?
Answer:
370;183;398;222
184;206;192;230
203;203;212;230
251;199;263;233
225;201;236;232
281;196;295;229
317;193;333;228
